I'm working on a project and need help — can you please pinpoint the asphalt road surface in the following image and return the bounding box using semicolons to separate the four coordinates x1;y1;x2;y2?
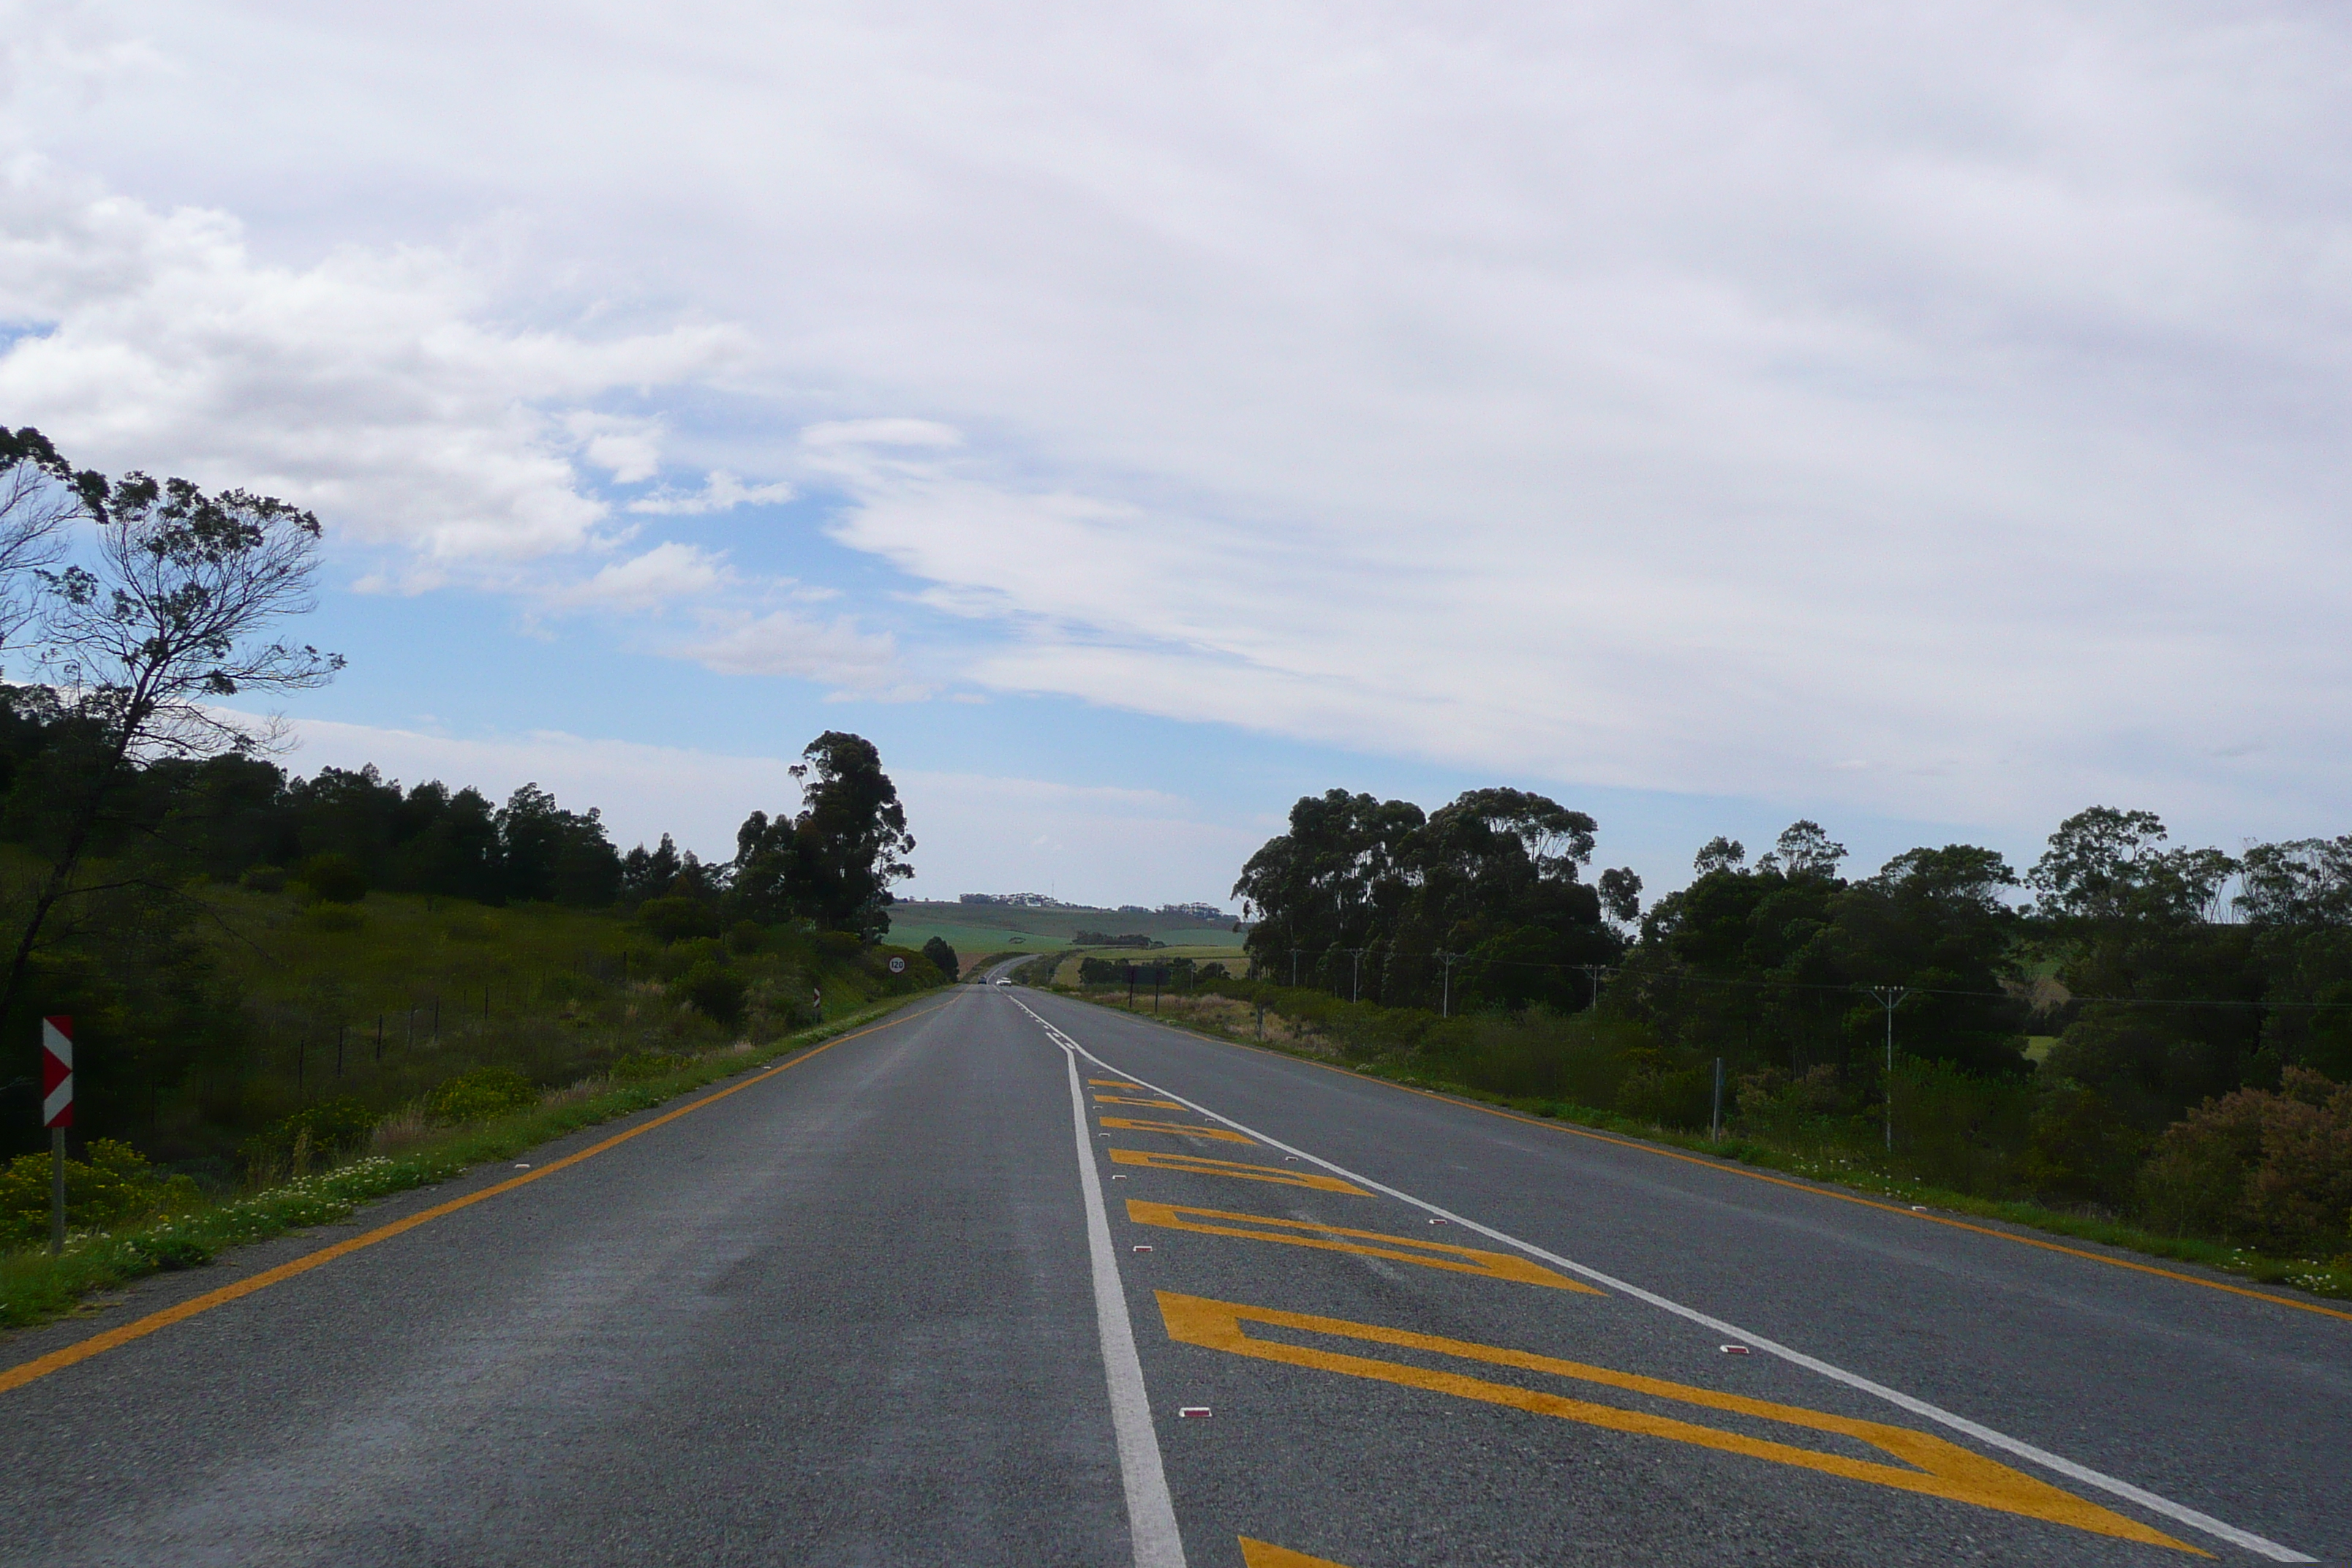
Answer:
1;979;2343;1567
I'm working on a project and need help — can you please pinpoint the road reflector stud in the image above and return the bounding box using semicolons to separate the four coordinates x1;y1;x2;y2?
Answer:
1111;1174;1128;1180
1178;1406;1212;1419
1134;1245;1153;1253
1427;1218;1447;1225
1910;1205;1928;1212
513;1163;531;1169
1721;1345;1751;1355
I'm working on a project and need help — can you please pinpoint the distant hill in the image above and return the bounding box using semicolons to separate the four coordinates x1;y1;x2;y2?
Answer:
883;899;1247;957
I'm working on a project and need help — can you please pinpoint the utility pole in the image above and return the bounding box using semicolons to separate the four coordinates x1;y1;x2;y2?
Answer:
1289;948;1303;989
1865;986;1912;1153
1436;951;1463;1019
1343;948;1368;1003
1572;964;1610;1012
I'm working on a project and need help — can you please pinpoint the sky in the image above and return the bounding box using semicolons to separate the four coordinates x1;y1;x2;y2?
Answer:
0;1;2345;911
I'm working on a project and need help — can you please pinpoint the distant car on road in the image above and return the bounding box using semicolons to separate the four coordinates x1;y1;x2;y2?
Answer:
993;977;1011;986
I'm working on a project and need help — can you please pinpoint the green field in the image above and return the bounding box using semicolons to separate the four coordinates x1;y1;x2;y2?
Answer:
883;900;1246;965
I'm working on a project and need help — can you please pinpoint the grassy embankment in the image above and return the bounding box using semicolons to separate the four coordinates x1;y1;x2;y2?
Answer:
0;996;934;1330
1039;976;2352;1305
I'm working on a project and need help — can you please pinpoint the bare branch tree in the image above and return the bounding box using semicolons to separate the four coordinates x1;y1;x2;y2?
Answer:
0;427;100;654
0;472;344;1025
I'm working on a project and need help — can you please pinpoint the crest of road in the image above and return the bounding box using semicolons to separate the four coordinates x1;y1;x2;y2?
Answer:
1;968;2342;1566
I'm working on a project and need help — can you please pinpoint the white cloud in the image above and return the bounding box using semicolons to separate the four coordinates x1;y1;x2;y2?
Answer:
668;607;910;695
15;2;2352;842
565;412;666;486
625;470;795;515
545;541;734;611
799;419;962;451
0;161;742;560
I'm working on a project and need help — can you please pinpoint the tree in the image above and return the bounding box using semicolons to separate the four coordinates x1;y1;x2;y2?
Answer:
495;783;621;905
0;429;99;653
732;731;913;940
1;473;341;1029
1233;784;1615;1009
1598;867;1643;927
1757;820;1846;879
1692;836;1746;876
2029;807;2235;927
921;935;960;979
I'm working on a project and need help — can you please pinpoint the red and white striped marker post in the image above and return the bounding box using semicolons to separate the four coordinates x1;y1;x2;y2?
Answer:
41;1015;71;1256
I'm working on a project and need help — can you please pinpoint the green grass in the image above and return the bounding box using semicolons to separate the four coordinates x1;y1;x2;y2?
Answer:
886;900;1245;954
1048;988;2352;1307
0;994;935;1329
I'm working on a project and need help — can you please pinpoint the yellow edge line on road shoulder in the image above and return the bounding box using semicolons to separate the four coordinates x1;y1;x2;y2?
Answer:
0;1002;943;1395
1126;1005;2352;1325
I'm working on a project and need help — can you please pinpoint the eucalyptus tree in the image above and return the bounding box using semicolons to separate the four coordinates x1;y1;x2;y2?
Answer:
0;428;99;655
1;473;342;1026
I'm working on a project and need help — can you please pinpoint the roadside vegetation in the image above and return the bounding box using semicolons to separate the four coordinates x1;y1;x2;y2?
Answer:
1038;792;2352;1302
0;994;929;1327
0;426;946;1320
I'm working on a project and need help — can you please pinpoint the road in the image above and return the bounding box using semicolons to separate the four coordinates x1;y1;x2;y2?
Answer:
1;979;2342;1567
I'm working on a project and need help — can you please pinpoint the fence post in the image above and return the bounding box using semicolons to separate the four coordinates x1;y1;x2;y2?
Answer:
1711;1057;1724;1141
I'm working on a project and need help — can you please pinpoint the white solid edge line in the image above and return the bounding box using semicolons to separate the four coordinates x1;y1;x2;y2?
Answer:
1051;1017;1188;1568
1017;995;2315;1565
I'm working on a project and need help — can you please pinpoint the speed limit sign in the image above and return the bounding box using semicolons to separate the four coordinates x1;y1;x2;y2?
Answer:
888;956;906;973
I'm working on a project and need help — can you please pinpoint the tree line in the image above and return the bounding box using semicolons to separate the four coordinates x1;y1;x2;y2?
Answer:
1237;791;2352;1139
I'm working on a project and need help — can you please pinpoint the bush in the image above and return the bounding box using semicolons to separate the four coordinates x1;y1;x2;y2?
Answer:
239;864;287;892
238;1096;380;1172
295;852;368;904
2138;1068;2352;1252
2016;1080;2146;1205
672;962;749;1028
922;935;960;979
816;930;864;958
429;1066;539;1123
612;1050;693;1082
301;904;366;933
639;897;721;944
651;937;724;981
0;1139;196;1249
728;920;766;956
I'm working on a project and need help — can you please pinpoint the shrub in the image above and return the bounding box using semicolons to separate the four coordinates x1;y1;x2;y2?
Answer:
816;930;864;958
728;920;766;956
295;852;368;904
612;1050;692;1082
922;935;960;979
672;962;749;1028
239;864;287;892
0;1139;196;1248
301;904;366;933
651;937;724;981
2137;1068;2352;1253
429;1066;539;1123
639;897;721;943
238;1096;380;1172
2016;1080;2146;1205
